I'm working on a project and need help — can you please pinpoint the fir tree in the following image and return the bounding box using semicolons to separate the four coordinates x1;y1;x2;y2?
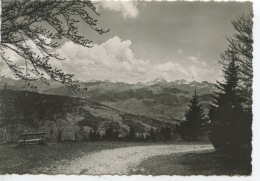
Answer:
209;13;252;170
220;13;253;110
209;57;251;158
179;90;205;141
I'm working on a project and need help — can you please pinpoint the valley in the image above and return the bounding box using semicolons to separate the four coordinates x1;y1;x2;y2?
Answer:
0;77;215;142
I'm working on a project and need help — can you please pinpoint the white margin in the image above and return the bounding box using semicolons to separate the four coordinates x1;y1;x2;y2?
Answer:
0;0;258;181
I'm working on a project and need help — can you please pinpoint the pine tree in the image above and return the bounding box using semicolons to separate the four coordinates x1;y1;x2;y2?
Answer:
208;13;252;170
209;57;251;157
220;13;253;110
179;90;205;141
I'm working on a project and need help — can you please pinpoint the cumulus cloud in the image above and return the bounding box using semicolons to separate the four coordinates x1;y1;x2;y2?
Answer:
0;39;50;78
1;36;216;83
154;62;189;77
50;36;217;83
201;61;207;67
99;1;139;19
188;55;207;67
188;56;199;63
54;36;155;83
154;61;213;81
0;61;13;77
0;43;32;78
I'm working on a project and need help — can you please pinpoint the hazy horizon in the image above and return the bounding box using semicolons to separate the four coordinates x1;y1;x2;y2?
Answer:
1;75;216;85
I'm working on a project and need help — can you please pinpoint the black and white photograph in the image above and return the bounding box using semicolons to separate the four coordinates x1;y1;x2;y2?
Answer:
0;0;256;177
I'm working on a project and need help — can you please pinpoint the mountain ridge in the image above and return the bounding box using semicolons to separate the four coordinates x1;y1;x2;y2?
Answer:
1;77;215;92
0;77;216;141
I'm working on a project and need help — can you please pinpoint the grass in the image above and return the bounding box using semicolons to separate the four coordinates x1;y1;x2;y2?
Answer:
131;150;252;175
0;141;148;174
1;141;250;175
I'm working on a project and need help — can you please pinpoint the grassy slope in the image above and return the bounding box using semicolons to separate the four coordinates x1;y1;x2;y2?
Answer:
0;142;147;174
1;141;250;175
132;150;251;175
1;90;176;142
44;81;213;123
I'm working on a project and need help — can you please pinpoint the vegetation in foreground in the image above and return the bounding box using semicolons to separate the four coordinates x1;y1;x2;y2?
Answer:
0;141;149;174
132;150;251;175
0;2;253;176
177;12;253;174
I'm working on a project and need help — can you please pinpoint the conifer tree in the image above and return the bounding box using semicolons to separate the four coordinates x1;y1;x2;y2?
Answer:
179;90;205;141
209;57;251;157
219;13;253;112
209;13;253;167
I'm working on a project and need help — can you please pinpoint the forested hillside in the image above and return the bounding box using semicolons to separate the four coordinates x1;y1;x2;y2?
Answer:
0;89;179;143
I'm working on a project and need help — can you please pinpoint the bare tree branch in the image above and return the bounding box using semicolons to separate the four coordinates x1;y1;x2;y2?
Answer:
1;0;108;91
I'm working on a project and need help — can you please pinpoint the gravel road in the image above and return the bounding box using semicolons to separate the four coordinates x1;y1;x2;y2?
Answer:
54;144;214;175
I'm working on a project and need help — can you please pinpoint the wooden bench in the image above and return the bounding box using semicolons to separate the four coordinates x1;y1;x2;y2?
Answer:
17;132;47;145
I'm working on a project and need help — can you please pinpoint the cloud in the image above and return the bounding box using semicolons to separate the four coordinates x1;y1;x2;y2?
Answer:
54;36;154;83
0;44;31;78
178;49;183;54
188;56;199;63
0;61;13;77
188;55;207;67
154;62;189;77
0;39;50;78
154;61;213;81
201;61;207;67
1;36;216;83
49;36;217;83
99;1;139;19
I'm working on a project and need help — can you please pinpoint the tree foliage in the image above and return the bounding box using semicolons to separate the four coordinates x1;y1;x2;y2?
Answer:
179;90;205;141
127;126;135;141
209;58;247;149
209;13;253;167
158;126;173;142
104;123;119;141
1;0;108;90
0;87;80;142
89;129;101;141
0;85;17;126
220;12;253;109
0;85;20;142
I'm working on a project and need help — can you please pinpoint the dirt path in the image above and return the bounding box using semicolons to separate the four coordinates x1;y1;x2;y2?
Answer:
54;144;214;175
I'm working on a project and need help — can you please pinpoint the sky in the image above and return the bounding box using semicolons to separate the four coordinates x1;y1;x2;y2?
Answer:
0;1;252;83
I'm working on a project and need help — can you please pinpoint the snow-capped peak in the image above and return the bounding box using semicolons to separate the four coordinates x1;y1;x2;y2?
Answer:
173;79;190;85
189;81;201;86
145;78;168;86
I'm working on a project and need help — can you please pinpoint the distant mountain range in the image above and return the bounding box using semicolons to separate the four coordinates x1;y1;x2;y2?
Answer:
1;77;216;122
0;77;217;140
1;76;215;93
